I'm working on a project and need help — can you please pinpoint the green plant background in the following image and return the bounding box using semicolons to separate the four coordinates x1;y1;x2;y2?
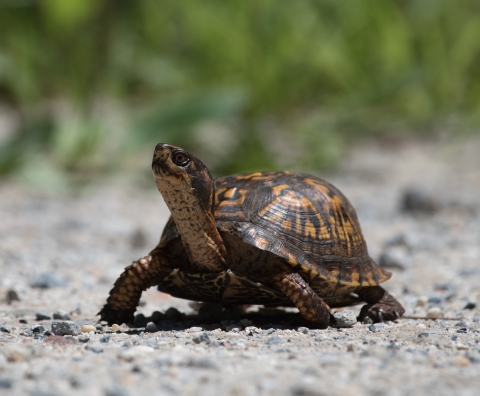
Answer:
1;0;479;188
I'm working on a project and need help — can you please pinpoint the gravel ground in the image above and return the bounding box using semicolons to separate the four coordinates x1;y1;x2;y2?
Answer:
1;137;479;396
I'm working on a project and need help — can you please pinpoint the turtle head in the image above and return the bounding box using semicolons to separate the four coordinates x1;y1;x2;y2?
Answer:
152;143;227;268
152;143;215;213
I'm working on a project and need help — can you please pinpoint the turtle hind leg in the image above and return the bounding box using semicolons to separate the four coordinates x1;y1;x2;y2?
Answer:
356;286;405;323
274;272;330;329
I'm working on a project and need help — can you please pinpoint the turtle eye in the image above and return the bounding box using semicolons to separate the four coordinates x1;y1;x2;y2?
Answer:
171;150;191;167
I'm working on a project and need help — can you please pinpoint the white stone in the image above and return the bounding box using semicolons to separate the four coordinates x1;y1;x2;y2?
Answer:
81;325;96;333
427;307;442;319
456;343;469;350
333;310;357;328
416;296;428;307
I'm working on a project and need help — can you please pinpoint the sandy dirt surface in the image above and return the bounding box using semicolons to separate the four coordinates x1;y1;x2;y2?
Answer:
1;137;479;396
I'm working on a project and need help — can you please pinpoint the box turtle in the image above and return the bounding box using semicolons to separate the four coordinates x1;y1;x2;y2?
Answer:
99;143;404;328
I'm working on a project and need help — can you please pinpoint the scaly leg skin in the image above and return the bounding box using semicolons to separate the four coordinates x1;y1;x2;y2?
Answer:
274;272;331;329
356;286;405;323
98;255;168;326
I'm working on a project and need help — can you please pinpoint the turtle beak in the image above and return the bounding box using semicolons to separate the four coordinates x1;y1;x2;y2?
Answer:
153;143;170;164
152;143;184;185
152;143;171;174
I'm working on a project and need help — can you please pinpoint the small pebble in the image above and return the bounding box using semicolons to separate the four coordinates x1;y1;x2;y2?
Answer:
401;187;440;214
174;332;188;338
455;343;469;351
184;358;218;369
31;272;68;289
192;332;211;344
416;296;428;307
78;337;90;343
105;386;130;396
333;310;357;328
225;325;241;332
51;321;81;336
53;310;71;320
427;307;442;318
19;319;28;324
0;325;10;333
456;319;469;327
111;324;122;332
266;336;284;345
296;327;309;334
347;343;355;352
6;289;20;304
368;324;377;333
81;325;96;333
99;335;110;343
189;327;203;332
427;296;444;305
95;324;104;332
36;312;51;321
0;377;13;389
456;328;468;334
145;322;158;333
463;302;476;310
85;344;104;353
31;325;45;333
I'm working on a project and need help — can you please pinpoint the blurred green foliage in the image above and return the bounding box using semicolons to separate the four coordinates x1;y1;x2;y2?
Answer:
1;0;479;186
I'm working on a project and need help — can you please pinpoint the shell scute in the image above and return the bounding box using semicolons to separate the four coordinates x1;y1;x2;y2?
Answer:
214;171;391;287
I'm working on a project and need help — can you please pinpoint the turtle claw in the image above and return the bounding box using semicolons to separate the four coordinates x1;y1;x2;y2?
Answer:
358;302;403;323
356;286;405;323
377;310;384;323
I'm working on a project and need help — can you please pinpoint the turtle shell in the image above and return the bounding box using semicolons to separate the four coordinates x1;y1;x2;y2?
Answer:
159;171;390;292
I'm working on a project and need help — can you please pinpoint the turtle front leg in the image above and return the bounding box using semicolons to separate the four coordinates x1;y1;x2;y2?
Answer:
98;254;169;326
274;272;331;329
356;286;405;323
